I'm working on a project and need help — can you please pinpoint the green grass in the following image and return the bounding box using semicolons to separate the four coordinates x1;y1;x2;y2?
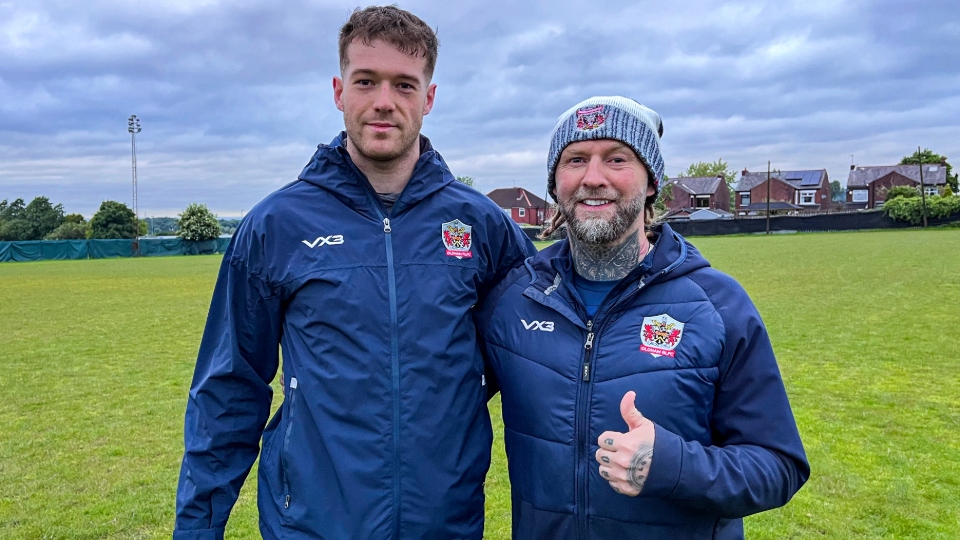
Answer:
2;229;959;538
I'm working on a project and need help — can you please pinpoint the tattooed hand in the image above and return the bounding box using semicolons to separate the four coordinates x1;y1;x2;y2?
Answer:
595;391;655;497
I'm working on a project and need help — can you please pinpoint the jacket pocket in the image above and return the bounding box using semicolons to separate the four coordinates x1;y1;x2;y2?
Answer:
281;377;299;510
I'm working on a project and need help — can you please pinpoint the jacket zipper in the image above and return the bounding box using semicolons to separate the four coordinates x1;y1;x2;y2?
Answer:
281;377;299;509
382;217;402;538
575;320;594;539
574;280;649;538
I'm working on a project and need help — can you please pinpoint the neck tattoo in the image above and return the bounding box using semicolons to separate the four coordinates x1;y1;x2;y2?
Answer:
570;229;649;281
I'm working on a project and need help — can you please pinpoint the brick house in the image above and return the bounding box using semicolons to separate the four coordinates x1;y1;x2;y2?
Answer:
734;169;830;215
485;187;554;226
845;164;948;209
661;175;731;214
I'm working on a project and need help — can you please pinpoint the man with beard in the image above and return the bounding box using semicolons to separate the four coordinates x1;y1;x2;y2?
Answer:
476;96;808;539
173;6;534;540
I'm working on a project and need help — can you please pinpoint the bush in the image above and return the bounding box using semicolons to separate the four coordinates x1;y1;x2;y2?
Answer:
177;203;221;241
884;195;960;224
944;185;955;198
45;222;88;240
885;186;919;200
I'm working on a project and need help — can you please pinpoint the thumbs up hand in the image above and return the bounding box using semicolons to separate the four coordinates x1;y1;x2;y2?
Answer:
595;391;656;497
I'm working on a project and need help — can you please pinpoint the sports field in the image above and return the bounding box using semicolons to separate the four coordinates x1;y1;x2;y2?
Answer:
2;228;959;539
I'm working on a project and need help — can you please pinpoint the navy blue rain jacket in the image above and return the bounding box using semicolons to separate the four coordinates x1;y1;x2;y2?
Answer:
174;133;535;540
477;224;809;539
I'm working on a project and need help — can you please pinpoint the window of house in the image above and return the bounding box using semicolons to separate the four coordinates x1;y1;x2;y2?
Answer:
518;207;525;217
924;186;939;197
695;195;710;208
800;190;816;205
852;190;868;203
740;193;750;206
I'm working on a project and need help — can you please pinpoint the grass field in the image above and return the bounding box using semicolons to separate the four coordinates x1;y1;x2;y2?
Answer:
2;229;959;539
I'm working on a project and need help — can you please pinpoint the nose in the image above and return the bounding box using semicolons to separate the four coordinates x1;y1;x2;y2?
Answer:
372;83;394;113
581;157;609;188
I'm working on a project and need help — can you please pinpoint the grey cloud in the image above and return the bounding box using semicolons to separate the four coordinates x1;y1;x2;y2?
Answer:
1;0;958;215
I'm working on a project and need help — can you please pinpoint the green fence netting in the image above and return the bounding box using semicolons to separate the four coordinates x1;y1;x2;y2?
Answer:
0;237;233;263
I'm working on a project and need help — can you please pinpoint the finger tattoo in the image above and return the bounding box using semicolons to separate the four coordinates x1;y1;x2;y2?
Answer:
601;456;610;464
627;444;654;493
601;470;609;478
604;438;614;446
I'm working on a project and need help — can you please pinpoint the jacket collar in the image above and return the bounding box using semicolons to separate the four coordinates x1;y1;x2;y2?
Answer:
296;132;454;219
522;223;694;326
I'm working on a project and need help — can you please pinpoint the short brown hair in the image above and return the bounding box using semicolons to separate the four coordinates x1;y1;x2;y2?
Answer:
339;6;440;80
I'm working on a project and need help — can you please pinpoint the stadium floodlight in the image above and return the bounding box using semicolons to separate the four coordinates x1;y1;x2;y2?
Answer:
128;115;142;253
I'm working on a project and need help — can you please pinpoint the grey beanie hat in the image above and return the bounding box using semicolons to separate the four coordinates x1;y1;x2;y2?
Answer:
546;96;665;201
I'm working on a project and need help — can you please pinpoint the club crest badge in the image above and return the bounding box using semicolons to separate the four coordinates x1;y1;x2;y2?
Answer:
640;314;685;358
441;219;473;259
576;105;607;131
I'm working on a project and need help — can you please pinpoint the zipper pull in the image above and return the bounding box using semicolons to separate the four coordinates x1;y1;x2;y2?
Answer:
284;495;290;508
584;332;594;350
383;218;392;233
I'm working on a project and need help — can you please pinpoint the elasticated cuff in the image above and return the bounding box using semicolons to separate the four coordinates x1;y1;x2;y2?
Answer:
639;423;683;498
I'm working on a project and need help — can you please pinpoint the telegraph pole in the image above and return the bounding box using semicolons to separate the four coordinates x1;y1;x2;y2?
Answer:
128;115;142;253
766;161;771;235
918;146;928;228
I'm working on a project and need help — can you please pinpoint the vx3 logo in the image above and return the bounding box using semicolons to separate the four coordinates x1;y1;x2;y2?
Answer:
521;319;554;332
301;235;344;248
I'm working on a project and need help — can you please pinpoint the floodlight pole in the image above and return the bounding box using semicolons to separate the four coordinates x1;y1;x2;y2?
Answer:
918;146;928;228
766;161;771;235
128;115;142;253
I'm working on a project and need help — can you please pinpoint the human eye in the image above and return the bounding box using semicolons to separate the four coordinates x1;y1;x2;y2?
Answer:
355;79;374;87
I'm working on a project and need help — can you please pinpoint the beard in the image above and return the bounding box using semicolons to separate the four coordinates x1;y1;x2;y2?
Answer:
558;187;646;245
344;113;422;163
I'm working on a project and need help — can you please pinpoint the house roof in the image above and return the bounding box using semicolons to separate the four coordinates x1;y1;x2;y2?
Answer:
485;187;550;209
735;169;827;192
665;176;722;195
847;164;947;188
688;208;734;220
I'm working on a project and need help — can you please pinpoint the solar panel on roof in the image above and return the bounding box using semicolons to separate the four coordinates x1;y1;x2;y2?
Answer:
800;171;819;186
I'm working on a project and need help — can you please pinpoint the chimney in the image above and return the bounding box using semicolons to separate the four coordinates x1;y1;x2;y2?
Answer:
850;164;856;171
717;173;725;181
742;168;749;176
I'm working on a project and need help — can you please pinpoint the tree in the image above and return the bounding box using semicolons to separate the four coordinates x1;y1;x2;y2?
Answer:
0;198;28;240
64;213;86;224
89;200;137;239
901;148;959;192
0;196;63;240
177;203;221;241
23;196;65;239
830;181;845;202
456;176;475;188
681;159;738;208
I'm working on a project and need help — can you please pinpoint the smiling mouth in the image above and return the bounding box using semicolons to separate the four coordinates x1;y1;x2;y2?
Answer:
580;199;614;207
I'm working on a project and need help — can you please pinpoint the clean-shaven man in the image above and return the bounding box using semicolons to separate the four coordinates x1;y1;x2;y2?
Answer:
174;7;534;539
478;96;808;539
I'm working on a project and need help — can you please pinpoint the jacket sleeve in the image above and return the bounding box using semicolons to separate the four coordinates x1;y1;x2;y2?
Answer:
480;211;537;299
174;233;282;539
640;273;810;518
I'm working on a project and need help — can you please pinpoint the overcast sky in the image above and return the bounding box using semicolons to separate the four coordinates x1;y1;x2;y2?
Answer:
1;0;958;217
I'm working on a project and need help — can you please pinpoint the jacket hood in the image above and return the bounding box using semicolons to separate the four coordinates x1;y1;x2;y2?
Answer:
296;132;454;218
525;222;712;296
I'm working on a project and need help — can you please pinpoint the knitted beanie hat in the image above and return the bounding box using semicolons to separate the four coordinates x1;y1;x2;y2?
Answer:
546;96;664;201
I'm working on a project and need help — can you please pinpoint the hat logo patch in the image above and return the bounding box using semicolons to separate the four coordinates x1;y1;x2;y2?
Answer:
640;314;684;358
441;219;473;259
576;105;607;131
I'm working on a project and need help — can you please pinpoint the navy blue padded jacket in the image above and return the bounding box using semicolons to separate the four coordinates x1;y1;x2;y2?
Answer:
477;224;809;539
174;133;535;540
